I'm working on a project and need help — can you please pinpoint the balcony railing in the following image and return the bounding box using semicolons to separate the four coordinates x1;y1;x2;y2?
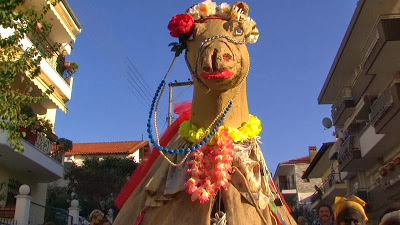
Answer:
338;135;363;172
332;87;355;126
322;173;342;193
279;182;296;190
370;80;400;134
26;32;73;85
343;96;371;135
20;128;63;164
311;173;342;204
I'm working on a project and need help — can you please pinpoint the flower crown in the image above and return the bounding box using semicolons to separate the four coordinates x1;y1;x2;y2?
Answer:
168;1;260;56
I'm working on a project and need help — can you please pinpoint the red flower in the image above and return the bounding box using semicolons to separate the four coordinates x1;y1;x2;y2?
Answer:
168;14;194;38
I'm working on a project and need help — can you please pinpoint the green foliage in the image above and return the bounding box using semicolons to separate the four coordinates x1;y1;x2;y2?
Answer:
45;185;72;225
56;137;73;152
46;185;71;210
168;33;190;57
69;62;78;73
65;157;138;217
37;117;54;135
0;0;59;152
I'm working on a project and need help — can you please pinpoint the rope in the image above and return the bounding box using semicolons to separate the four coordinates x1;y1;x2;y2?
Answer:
211;211;227;225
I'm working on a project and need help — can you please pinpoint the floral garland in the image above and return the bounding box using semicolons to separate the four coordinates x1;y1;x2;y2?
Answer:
179;114;262;143
182;115;262;203
185;129;234;203
167;1;260;56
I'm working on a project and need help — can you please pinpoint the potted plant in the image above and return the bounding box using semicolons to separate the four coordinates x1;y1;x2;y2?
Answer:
39;118;58;142
52;138;72;160
385;162;395;171
68;62;79;73
57;138;73;152
379;167;388;177
32;121;44;132
45;46;54;56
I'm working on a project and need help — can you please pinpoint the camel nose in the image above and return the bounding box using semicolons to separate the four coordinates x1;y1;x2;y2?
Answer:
201;46;233;72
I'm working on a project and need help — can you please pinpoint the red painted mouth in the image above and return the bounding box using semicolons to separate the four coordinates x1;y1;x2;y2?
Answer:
200;69;234;80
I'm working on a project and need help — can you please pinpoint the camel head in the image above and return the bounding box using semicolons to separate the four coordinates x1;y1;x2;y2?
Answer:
186;18;250;91
168;1;259;92
167;1;260;127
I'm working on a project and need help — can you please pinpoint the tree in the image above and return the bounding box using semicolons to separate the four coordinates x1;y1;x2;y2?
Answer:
65;157;138;217
46;185;71;210
0;0;58;152
45;185;72;224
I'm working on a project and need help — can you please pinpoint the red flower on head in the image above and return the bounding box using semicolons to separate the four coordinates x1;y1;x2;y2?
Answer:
168;14;194;38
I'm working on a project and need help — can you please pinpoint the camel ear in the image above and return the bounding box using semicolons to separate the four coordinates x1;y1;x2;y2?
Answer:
232;2;250;18
194;23;206;38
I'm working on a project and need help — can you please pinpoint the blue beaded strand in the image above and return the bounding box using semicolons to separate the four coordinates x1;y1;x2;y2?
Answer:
147;80;233;154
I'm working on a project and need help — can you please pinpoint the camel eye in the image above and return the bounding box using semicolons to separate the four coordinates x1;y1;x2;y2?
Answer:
233;26;243;36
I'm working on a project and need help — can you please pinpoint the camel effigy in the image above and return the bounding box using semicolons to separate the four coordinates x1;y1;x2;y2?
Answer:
114;1;296;224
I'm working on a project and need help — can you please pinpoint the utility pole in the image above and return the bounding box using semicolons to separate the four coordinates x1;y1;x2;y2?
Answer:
168;80;194;125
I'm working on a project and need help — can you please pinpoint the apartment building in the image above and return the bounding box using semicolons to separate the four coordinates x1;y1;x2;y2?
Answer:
273;146;322;212
0;0;81;224
301;142;347;211
318;0;400;222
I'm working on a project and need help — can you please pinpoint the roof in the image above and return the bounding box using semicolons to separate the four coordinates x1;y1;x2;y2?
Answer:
65;141;149;156
301;142;335;179
280;156;310;165
61;0;82;30
273;155;311;179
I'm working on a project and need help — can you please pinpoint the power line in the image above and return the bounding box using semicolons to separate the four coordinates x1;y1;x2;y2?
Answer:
127;86;148;108
126;72;152;104
126;57;152;90
126;75;168;121
172;84;193;102
126;69;153;103
71;0;170;125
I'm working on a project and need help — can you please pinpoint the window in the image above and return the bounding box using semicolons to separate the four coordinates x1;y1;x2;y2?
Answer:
6;179;21;207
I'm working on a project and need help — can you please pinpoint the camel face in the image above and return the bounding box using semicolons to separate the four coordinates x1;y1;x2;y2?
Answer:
186;19;250;92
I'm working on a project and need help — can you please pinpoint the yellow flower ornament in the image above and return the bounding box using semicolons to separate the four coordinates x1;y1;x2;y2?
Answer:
179;114;262;144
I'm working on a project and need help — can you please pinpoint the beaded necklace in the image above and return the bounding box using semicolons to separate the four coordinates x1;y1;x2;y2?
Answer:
146;33;249;167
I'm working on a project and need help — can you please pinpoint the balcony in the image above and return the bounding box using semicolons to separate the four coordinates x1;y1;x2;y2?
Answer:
25;0;82;43
0;130;64;183
19;127;64;164
27;32;73;85
0;25;75;112
311;173;347;209
370;80;400;134
278;181;297;195
338;136;365;172
21;34;73;112
367;167;400;215
342;96;371;134
332;87;355;126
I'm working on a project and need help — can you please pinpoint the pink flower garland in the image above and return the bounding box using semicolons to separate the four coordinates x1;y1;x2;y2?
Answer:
184;129;234;203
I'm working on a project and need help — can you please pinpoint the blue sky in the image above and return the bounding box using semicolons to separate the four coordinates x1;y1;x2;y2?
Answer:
55;0;358;172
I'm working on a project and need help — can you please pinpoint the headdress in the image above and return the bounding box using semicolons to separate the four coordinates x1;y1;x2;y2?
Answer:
167;1;260;56
334;195;368;222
